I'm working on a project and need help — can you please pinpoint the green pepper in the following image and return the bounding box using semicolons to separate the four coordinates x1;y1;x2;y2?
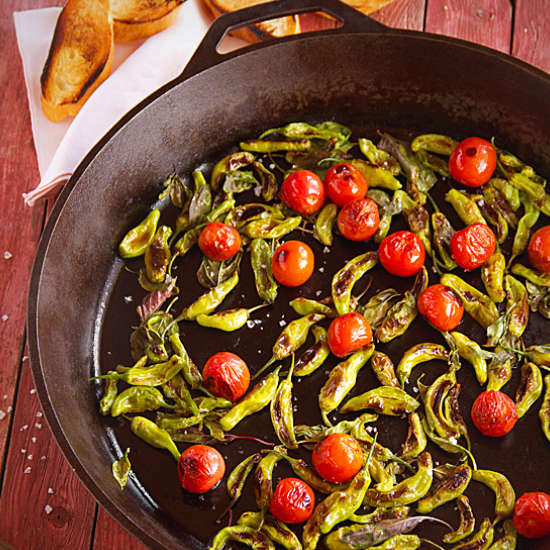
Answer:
482;252;506;303
226;453;262;508
511;263;550;287
363;451;433;508
486;348;514;392
172;223;203;257
99;373;118;415
209;525;274;550
261;121;351;144
352;160;402;191
242;216;302;240
326;531;420;550
432;211;457;272
540;374;550;443
110;386;175;417
361;289;400;330
358;138;401;175
254;450;284;514
469;193;509;244
341;386;420;417
144;225;172;284
196;304;266;332
294;325;331;377
398;412;427;461
271;361;298;449
367;189;402;243
112;448;131;489
129;415;180;461
250;238;278;305
314;203;339;246
515;362;543;418
178;270;239;321
411;133;458;155
450;517;493;550
219;367;281;432
237;512;301;550
347;505;410;525
482;186;519;228
370;351;399;388
225;203;284;230
440;274;499;330
393;191;432;254
416;463;471;513
302;450;374;550
290;297;335;318
443;494;476;544
509;200;540;265
253;161;278;203
505;275;529;340
119;209;160;258
446;331;492;385
319;345;375;425
157;412;203;433
240;139;311;153
507;171;546;202
487;519;517;550
211;152;256;192
332;252;379;316
396;343;449;388
472;469;515;524
416;148;450;177
489;178;520;211
445;188;487;226
368;457;395;492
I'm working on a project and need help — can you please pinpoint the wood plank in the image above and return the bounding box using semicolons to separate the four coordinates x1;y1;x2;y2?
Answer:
425;0;512;53
93;507;150;550
512;0;550;74
0;360;96;550
370;0;426;31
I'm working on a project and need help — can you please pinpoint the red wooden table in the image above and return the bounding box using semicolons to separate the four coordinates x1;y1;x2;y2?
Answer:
0;1;549;549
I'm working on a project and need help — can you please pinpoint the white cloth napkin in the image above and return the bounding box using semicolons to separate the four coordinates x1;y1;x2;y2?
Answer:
14;0;247;206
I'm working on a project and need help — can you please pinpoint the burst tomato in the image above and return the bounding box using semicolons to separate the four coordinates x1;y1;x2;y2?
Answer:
327;312;373;358
312;433;363;483
378;230;425;277
513;492;550;539
417;284;464;331
448;137;497;187
324;162;369;207
202;351;250;402
272;240;315;287
178;445;226;493
450;223;497;270
528;225;550;273
279;169;326;215
269;478;315;524
471;390;518;437
337;197;380;241
198;222;241;262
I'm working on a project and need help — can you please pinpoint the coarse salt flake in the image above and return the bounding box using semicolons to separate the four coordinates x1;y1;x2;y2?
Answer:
1;315;8;322
318;267;325;273
279;320;287;327
36;412;43;417
31;437;37;443
21;425;28;431
0;411;5;420
21;449;26;453
48;488;53;494
28;455;33;460
2;395;6;400
35;423;42;429
4;251;12;259
246;320;255;329
7;406;12;413
323;247;330;254
30;388;36;394
24;467;31;474
45;505;53;515
124;296;133;304
254;319;262;325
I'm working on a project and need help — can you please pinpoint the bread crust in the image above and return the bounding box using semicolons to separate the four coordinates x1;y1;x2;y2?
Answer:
41;0;114;122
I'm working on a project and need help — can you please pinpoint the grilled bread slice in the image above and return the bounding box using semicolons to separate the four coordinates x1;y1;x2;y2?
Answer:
41;0;114;122
111;0;186;42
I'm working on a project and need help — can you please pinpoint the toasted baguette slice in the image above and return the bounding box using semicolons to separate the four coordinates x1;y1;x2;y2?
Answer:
111;0;185;42
41;0;114;122
203;0;301;44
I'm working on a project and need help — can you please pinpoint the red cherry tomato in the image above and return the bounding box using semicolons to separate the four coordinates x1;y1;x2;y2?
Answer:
324;163;369;207
450;223;497;270
178;445;225;493
198;222;241;262
269;478;315;524
448;137;497;187
337;197;380;242
272;240;315;287
528;225;550;273
513;492;550;539
378;230;426;277
312;433;363;483
202;352;250;402
417;284;464;332
327;312;373;358
471;390;518;437
279;169;326;215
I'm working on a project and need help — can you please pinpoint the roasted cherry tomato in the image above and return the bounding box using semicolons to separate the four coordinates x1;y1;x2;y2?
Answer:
448;137;497;187
337;197;380;242
378;230;425;277
279;169;326;215
528;225;550;273
450;223;497;270
272;240;314;287
198;222;241;262
471;390;518;437
324;162;369;207
202;351;250;402
312;433;363;483
269;477;315;524
178;445;226;493
417;284;464;331
513;492;550;539
327;312;373;358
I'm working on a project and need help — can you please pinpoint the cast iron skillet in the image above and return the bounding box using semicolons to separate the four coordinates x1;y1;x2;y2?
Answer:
28;0;550;549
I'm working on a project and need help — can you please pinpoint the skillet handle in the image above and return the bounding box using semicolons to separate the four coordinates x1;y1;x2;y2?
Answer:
180;0;396;80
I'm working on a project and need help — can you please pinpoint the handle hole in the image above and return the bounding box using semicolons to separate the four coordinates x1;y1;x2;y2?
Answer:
216;11;343;54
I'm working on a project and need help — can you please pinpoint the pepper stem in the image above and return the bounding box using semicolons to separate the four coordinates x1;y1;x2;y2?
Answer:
251;355;278;380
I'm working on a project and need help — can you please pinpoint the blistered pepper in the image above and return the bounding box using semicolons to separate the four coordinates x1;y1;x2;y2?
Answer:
290;297;336;318
417;463;471;513
540;374;550;443
250;238;278;305
129;415;181;461
482;252;506;303
254;450;284;515
237;512;301;550
294;325;331;377
211;152;256;192
168;333;202;390
361;289;400;330
99;373;118;415
398;412;427;461
445;188;487;226
509;199;540;265
209;525;274;550
242;216;302;240
469;193;508;244
504;275;529;340
371;351;400;388
340;386;420;417
225;453;262;510
486;348;514;392
396;343;449;388
252;161;278;203
240;139;311;153
393;191;432;255
446;331;491;385
444;495;476;544
411;133;458;155
157;413;203;433
471;469;515;524
119;209;160;258
358;138;401;175
432;211;457;273
450;517;493;550
271;361;298;449
196;304;266;332
487;519;517;550
332;252;379;316
144;225;172;284
326;531;419;550
515;362;543;418
352;160;402;191
314;203;339;246
319;345;375;425
110;386;175;417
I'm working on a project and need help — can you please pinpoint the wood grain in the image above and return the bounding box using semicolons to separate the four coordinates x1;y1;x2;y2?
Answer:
371;0;426;31
513;0;550;74
93;507;150;550
425;0;512;53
